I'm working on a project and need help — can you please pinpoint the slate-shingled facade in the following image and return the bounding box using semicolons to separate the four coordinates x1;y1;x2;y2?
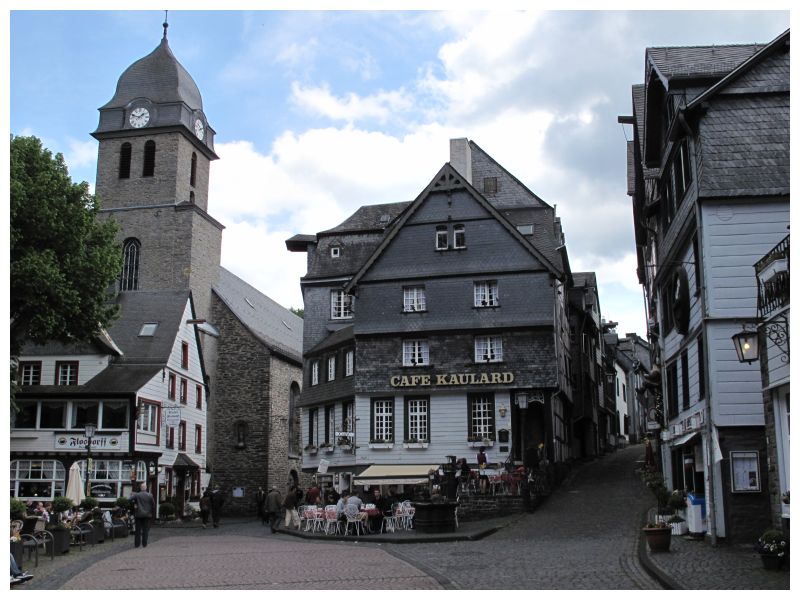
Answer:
625;29;789;542
288;139;576;493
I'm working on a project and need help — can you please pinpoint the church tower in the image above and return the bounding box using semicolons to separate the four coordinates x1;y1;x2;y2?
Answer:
92;23;223;321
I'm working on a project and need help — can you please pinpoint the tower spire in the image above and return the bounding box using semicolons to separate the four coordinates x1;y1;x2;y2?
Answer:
162;10;169;39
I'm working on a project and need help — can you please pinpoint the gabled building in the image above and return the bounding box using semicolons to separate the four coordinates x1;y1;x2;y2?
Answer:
624;29;790;542
287;139;575;492
614;332;652;444
12;26;303;516
12;291;207;516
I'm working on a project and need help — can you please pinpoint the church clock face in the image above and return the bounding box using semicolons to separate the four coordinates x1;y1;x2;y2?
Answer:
129;107;150;128
194;118;205;140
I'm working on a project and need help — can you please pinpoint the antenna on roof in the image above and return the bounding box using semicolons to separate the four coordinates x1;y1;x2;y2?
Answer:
163;10;169;39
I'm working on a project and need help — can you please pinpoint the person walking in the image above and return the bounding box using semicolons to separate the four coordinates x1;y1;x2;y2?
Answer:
283;485;300;530
265;485;282;533
199;489;211;528
256;487;267;524
129;482;156;548
210;485;224;528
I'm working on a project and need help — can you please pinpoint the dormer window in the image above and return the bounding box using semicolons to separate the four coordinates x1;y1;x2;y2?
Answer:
139;323;158;336
517;224;534;235
436;226;448;250
331;247;341;258
483;177;498;196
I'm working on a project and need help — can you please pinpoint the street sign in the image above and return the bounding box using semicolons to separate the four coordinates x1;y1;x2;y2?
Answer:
164;407;181;427
647;420;661;430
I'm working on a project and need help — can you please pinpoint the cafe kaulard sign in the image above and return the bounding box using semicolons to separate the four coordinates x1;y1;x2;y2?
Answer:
390;371;514;388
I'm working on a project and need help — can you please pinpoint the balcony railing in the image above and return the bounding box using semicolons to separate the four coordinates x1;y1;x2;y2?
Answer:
756;235;790;318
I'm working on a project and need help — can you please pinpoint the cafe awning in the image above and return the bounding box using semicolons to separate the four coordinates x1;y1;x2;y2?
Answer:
353;464;438;486
670;431;700;448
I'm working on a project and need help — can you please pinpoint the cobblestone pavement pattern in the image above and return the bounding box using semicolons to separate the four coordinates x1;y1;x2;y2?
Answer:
58;535;441;589
388;445;660;589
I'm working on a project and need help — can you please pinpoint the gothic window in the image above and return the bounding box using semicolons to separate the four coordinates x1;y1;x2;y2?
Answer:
121;238;140;291
142;140;156;177
119;143;132;179
289;382;301;455
190;152;197;187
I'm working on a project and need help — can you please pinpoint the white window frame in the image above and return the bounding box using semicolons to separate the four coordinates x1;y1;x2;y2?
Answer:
372;399;394;442
331;290;354;320
435;226;448;250
453;224;466;249
20;362;41;386
10;459;67;501
407;398;429;442
311;361;319;386
403;286;427;312
345;350;354;377
403;339;430;366
475;335;503;362
328;356;336;381
470;394;494;440
474;281;499;307
327;406;336;445
137;402;158;433
56;362;78;386
331;247;340;258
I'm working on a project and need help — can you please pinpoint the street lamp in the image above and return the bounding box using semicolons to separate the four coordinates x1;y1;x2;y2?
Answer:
732;326;759;364
84;422;96;498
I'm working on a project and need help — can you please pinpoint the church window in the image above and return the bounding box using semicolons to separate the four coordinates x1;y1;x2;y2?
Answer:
142;140;156;177
121;238;140;291
190;152;197;187
119;143;132;179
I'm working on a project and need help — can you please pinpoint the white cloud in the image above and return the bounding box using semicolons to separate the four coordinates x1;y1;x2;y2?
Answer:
289;82;414;124
64;138;98;170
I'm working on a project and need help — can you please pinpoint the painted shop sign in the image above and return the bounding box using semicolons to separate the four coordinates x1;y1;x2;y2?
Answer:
390;372;515;388
54;435;122;450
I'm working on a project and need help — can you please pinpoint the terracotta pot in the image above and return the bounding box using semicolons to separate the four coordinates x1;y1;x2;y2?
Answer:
643;526;671;552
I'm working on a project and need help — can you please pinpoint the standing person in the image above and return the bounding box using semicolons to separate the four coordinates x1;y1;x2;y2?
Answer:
256;486;267;524
265;486;282;533
283;485;300;530
129;482;156;548
306;481;321;506
210;485;224;528
199;490;211;529
476;446;489;495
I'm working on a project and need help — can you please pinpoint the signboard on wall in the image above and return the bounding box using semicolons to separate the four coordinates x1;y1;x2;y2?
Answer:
55;435;122;450
163;407;181;427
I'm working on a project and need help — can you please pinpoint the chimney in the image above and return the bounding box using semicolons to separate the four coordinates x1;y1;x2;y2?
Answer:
449;138;472;185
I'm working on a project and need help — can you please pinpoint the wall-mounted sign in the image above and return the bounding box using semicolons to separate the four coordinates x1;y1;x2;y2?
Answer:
163;407;181;427
232;486;245;498
55;435;122;451
730;451;761;493
390;372;514;388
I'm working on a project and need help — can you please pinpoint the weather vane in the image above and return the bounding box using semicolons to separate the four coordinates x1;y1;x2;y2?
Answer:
163;10;169;39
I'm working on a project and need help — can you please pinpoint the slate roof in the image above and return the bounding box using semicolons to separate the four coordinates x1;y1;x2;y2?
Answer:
498;207;564;274
213;267;303;364
17;364;162;397
100;37;203;110
320;202;410;235
307;325;353;356
572;272;597;289
646;43;764;86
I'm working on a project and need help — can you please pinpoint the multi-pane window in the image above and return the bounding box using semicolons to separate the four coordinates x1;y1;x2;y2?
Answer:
469;393;495;440
168;373;176;400
436;226;449;250
40;402;65;428
308;408;318;447
681;350;690;411
120;238;141;291
19;362;41;386
10;460;67;501
331;290;354;319
453;224;466;249
102;401;128;429
71;401;98;428
405;397;429;442
403;286;427;312
325;405;335;445
345;350;354;377
483;177;498;196
474;281;499;307
371;398;394;442
403;339;430;366
327;356;336;381
195;425;202;454
180;378;188;404
138;402;159;433
343;401;354;433
56;361;79;386
475;335;503;362
311;361;319;386
196;384;203;409
179;421;187;451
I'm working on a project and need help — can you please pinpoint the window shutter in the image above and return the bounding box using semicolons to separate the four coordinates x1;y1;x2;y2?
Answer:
489;395;496;439
370;400;375;441
404;397;409;441
467;395;474;437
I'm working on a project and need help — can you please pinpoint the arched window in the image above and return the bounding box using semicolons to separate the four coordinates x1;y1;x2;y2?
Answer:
120;238;141;291
142;140;156;177
289;382;301;455
119;142;132;179
190;152;197;187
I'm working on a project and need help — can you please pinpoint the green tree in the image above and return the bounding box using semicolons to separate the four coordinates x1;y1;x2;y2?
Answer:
290;307;304;318
10;135;121;360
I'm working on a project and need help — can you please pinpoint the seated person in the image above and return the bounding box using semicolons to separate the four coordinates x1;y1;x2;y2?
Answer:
335;492;350;522
370;488;391;532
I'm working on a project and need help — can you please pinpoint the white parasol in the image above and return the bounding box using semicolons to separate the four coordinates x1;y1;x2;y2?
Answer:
65;462;86;507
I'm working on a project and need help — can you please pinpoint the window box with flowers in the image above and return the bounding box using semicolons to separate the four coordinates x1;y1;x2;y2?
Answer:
304;444;318;455
403;438;429;449
369;439;394;449
337;437;353;451
467;435;494;448
320;443;334;454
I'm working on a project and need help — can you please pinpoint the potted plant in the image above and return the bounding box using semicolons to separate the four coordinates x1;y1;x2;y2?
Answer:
89;507;105;543
668;489;686;517
159;501;176;521
755;529;788;570
46;496;75;553
303;444;318;455
643;520;672;552
10;497;27;520
319;442;334;453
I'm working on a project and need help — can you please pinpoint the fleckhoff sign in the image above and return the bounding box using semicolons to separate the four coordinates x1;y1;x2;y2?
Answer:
390;372;515;388
55;435;122;450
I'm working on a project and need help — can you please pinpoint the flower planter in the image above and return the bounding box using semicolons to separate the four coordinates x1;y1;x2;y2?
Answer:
91;521;105;543
760;554;784;570
643;526;671;552
47;528;71;554
412;501;458;533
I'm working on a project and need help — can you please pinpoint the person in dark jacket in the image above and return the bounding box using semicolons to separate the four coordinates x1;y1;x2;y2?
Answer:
265;486;282;533
199;490;211;528
283;485;300;529
210;485;224;528
256;487;267;524
129;482;156;548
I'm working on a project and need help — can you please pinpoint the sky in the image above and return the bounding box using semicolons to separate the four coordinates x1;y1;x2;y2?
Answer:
8;6;790;338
